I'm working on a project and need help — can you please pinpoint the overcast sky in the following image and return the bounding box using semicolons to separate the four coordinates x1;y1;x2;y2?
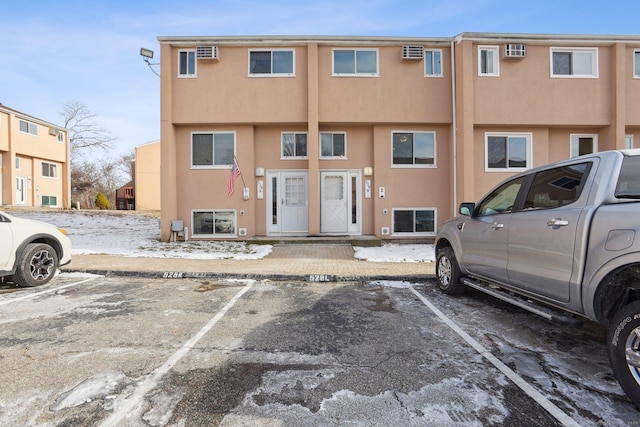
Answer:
1;0;639;159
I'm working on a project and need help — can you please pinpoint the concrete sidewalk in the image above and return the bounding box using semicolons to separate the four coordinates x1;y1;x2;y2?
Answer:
61;243;436;282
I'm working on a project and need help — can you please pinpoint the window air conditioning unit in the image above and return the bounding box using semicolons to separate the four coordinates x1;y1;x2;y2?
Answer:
402;45;424;60
49;127;58;136
504;43;526;59
196;45;219;60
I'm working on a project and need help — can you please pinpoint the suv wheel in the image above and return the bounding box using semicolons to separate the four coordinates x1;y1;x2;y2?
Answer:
13;243;59;287
607;300;640;409
436;247;466;295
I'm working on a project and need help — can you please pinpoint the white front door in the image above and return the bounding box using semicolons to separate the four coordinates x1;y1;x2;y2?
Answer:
16;177;26;205
267;171;309;235
321;171;361;235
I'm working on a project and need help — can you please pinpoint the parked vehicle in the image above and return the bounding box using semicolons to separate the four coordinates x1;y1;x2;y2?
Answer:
435;149;640;408
0;210;72;287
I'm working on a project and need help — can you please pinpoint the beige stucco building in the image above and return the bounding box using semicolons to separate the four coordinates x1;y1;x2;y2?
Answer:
157;33;640;242
134;140;161;211
0;104;70;208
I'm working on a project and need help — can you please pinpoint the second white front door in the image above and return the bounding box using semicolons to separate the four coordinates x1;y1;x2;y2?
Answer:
267;171;309;235
321;171;361;235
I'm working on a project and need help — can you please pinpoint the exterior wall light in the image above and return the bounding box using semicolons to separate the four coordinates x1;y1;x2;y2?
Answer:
363;167;373;176
255;167;265;177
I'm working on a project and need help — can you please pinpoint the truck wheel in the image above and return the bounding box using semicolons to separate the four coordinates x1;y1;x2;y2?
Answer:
13;243;59;287
607;300;640;409
436;247;466;295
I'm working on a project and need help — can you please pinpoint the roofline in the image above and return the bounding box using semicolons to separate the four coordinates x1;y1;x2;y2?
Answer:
455;32;640;44
0;104;66;132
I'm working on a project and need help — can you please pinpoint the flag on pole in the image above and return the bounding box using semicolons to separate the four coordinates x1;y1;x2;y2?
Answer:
226;160;241;197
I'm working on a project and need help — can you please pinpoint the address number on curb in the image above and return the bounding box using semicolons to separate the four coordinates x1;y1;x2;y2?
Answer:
308;274;335;282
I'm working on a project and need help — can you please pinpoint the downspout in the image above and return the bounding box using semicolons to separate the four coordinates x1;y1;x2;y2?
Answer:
450;38;458;213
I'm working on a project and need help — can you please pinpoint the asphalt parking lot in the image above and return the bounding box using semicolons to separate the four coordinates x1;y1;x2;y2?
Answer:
0;274;638;426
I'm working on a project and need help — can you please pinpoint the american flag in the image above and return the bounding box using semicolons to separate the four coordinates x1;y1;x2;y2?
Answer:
226;161;241;197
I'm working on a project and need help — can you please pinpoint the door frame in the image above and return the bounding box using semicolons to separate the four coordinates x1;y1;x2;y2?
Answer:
320;169;362;236
266;170;309;236
15;176;26;205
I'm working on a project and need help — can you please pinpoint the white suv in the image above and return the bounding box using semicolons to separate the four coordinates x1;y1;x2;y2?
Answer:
0;210;72;287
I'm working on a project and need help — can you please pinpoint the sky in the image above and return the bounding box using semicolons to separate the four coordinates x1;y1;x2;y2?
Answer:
2;0;640;160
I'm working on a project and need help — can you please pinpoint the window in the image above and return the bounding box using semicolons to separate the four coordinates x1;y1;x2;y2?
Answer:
178;49;196;77
616;156;640;199
41;195;57;207
332;49;378;76
19;119;38;136
626;135;635;149
485;133;532;171
282;132;308;158
15;157;20;170
524;163;589;210
424;49;442;77
477;177;525;216
393;209;436;235
320;132;346;158
392;132;436;166
249;50;294;76
57;131;64;143
551;48;598;78
478;46;499;76
191;132;235;168
192;210;236;237
635;50;640;78
41;162;57;178
570;134;597;158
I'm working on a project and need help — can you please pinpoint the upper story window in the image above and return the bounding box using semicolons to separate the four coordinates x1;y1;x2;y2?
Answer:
15;157;20;170
282;132;308;158
625;135;635;149
570;134;598;157
249;50;294;76
320;132;346;158
19;119;38;136
332;49;378;76
634;50;640;78
178;49;196;77
551;48;598;78
41;162;58;178
57;131;64;143
191;132;235;168
424;49;442;77
392;131;436;167
486;133;532;171
478;46;499;76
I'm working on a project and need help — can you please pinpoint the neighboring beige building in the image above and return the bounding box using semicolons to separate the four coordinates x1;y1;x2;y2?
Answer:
157;33;640;241
0;104;70;208
134;140;160;211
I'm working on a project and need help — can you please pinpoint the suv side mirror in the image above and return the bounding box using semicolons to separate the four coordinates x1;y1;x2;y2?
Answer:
459;202;475;216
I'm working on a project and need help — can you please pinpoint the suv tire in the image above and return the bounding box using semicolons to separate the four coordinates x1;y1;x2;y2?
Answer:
607;300;640;409
13;243;59;287
436;247;466;295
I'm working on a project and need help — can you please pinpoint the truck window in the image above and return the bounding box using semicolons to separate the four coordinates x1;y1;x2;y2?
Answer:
615;156;640;199
477;177;524;216
524;163;589;210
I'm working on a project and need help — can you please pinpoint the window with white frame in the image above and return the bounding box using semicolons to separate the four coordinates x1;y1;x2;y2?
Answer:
15;157;20;170
635;50;640;78
41;162;57;178
551;48;598;77
178;49;196;77
191;132;235;168
626;135;635;149
282;132;308;158
192;210;236;237
478;46;499;76
424;49;442;77
41;195;57;207
332;49;378;76
57;131;64;143
249;49;294;76
570;134;598;157
320;132;346;158
393;208;436;235
485;133;532;171
19;119;38;136
392;131;436;166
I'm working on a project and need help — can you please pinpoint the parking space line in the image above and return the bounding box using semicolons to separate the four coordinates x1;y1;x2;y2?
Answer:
409;286;580;427
0;278;97;307
100;280;255;427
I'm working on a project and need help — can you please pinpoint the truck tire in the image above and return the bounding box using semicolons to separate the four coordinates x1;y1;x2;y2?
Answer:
436;247;466;295
607;300;640;409
13;243;59;287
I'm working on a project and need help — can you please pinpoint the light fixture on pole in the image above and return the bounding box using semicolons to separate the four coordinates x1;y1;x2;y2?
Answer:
140;48;160;77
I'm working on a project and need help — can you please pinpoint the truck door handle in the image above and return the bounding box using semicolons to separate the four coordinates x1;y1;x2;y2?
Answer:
492;222;504;230
547;218;569;227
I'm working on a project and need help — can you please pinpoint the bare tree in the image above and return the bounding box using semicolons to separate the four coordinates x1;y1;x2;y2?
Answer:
115;150;136;183
60;101;116;160
71;158;129;209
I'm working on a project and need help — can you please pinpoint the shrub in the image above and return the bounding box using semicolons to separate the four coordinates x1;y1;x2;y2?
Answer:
95;192;112;210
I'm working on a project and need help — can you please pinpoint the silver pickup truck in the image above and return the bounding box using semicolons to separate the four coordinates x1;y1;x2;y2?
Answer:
435;149;640;408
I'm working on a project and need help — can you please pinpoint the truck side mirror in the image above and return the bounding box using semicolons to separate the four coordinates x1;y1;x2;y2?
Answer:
459;202;475;216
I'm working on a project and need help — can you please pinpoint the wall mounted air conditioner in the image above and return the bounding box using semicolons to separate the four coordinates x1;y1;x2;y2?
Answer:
196;46;219;60
504;44;526;59
402;45;424;61
49;127;58;136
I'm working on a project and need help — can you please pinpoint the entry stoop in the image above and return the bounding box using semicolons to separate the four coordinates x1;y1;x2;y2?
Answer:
247;235;383;247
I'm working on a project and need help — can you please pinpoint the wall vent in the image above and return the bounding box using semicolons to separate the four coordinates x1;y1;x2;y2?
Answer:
381;227;390;235
402;45;424;60
504;44;526;59
239;228;247;236
196;45;219;60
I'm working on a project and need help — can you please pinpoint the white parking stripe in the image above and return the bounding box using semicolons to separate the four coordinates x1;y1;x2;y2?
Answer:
0;278;97;307
99;281;254;427
409;286;581;427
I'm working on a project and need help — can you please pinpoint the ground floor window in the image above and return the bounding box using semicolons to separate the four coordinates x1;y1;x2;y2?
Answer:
392;208;436;236
41;195;57;207
192;209;236;237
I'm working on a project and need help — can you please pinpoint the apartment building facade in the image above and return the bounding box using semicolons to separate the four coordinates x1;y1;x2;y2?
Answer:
157;33;640;242
0;104;70;209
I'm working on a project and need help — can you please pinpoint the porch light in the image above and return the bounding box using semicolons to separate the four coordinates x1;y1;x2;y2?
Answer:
363;167;373;176
255;167;265;177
